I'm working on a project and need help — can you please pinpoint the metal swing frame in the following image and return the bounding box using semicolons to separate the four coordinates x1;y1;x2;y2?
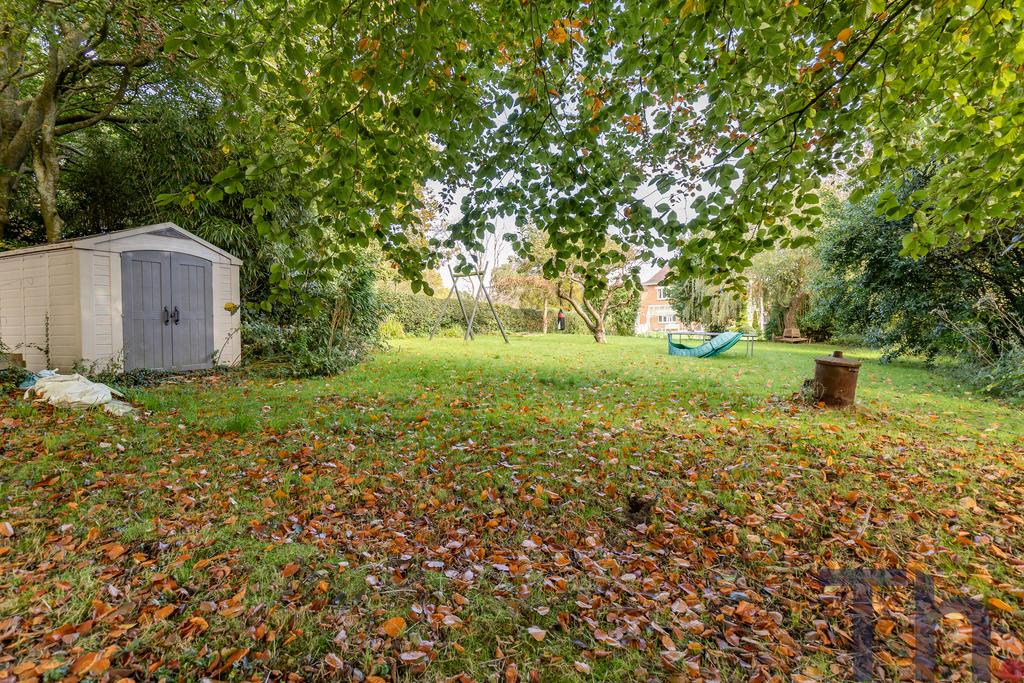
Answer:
428;263;509;343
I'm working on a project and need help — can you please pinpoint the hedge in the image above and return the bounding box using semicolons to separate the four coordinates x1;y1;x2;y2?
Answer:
377;290;598;336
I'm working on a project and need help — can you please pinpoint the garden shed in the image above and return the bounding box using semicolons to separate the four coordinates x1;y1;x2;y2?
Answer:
0;223;241;372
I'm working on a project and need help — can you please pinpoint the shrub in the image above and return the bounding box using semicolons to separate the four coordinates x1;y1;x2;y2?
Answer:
243;315;378;377
242;252;383;377
438;325;465;338
377;290;546;336
0;339;30;389
806;174;1024;360
0;366;30;390
962;347;1024;400
379;315;405;340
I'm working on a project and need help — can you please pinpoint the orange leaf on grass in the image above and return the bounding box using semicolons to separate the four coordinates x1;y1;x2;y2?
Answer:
988;597;1015;613
381;616;407;637
152;605;176;621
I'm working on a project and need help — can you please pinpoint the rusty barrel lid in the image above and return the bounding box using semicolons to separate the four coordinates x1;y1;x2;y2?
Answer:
815;350;862;368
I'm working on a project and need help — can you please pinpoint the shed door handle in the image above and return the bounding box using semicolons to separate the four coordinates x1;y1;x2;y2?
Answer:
173;306;180;325
163;306;171;325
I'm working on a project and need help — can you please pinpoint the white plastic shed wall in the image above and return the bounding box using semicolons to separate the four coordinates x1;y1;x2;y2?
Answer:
0;225;242;372
0;248;81;371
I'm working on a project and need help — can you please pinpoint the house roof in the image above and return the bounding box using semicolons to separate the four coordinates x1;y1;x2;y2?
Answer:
0;222;242;265
642;265;670;286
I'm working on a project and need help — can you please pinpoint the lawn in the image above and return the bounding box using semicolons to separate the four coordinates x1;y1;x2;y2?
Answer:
1;335;1022;682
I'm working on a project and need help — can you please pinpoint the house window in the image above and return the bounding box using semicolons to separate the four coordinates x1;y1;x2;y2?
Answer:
650;305;677;324
655;286;667;300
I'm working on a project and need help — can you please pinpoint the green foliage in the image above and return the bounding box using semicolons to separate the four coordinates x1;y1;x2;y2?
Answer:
806;175;1024;361
0;337;30;389
958;348;1024;401
378;316;406;340
154;1;1024;296
667;278;743;331
242;252;383;377
7;2;1024;298
0;366;29;390
30;97;312;304
377;291;544;337
606;287;640;337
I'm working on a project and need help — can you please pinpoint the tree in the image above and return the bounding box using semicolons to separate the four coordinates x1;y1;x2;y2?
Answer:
0;1;187;241
490;264;556;329
490;226;559;330
747;244;815;337
806;173;1024;360
555;246;640;343
9;2;1024;292
667;277;740;332
499;224;639;342
12;95;314;305
162;0;1024;295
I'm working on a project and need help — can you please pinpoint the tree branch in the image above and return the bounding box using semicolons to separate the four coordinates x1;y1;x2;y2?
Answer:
54;68;130;136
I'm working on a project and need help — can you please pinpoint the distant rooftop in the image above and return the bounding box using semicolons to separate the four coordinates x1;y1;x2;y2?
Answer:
642;265;670;286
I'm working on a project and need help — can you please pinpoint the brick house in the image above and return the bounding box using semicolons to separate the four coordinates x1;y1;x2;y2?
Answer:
634;266;683;334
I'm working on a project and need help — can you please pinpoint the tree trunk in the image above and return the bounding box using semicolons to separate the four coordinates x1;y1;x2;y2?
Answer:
558;279;613;343
32;98;63;243
542;295;549;333
0;173;15;238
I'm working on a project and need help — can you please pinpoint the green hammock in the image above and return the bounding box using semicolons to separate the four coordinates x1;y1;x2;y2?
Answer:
667;331;744;358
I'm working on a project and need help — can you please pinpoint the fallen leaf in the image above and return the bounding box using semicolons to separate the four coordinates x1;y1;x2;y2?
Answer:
381;616;407;637
153;605;176;621
989;597;1015;613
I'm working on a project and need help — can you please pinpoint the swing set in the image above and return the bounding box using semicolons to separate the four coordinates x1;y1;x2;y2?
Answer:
428;262;509;343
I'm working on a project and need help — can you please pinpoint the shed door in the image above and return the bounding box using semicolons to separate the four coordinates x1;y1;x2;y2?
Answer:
122;251;173;371
170;253;214;371
121;251;213;371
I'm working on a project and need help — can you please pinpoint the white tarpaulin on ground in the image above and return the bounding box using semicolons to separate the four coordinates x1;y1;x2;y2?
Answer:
24;373;130;414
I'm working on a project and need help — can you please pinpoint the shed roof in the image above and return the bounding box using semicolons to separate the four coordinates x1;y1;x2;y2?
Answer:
0;222;242;265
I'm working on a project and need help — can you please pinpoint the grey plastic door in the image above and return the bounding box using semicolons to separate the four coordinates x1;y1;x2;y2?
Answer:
121;251;213;371
169;253;214;370
121;251;173;371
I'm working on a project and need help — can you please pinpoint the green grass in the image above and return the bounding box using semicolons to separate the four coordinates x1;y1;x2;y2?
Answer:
0;335;1021;682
